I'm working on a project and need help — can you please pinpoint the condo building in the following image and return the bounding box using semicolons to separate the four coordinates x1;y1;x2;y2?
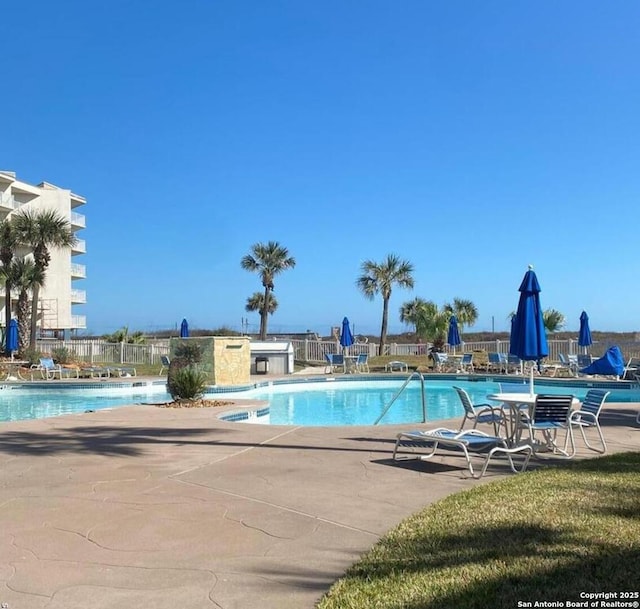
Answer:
0;171;86;338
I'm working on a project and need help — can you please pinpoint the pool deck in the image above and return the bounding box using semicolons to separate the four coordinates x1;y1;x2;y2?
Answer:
0;374;638;608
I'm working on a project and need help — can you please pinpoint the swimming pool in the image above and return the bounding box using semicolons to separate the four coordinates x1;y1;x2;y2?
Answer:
220;377;640;426
0;383;170;422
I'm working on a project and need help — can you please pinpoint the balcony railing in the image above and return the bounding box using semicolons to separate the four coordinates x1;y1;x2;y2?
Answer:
72;239;86;254
70;212;86;228
71;315;87;328
0;194;21;211
71;289;86;303
70;263;86;278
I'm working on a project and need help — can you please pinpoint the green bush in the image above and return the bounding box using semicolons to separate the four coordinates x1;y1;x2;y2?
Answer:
52;347;71;364
167;364;207;400
21;348;43;366
174;341;203;365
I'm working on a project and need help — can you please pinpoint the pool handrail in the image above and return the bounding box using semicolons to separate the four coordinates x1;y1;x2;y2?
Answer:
374;371;426;425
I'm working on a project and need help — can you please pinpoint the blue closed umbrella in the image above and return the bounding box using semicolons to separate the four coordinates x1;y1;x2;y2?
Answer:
340;317;354;354
509;266;549;394
180;318;189;338
578;311;592;350
447;315;461;353
6;318;18;356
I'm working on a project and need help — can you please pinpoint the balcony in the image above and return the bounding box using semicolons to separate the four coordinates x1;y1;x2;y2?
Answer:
71;289;86;303
71;315;87;329
70;263;86;278
72;239;86;254
70;212;86;229
0;193;21;211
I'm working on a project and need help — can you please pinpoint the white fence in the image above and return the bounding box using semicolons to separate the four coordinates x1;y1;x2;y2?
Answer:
36;339;170;365
291;338;640;364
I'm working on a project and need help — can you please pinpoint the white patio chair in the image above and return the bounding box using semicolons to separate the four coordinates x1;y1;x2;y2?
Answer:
569;389;610;455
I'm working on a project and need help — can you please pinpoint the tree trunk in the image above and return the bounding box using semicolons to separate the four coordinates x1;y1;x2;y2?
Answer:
4;278;11;355
379;297;389;356
259;286;269;340
29;284;40;349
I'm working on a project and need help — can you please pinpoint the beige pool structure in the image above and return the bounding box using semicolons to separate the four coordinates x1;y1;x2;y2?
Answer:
0;378;638;608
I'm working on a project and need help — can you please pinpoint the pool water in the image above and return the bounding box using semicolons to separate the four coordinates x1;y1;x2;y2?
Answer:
227;379;635;426
0;385;170;422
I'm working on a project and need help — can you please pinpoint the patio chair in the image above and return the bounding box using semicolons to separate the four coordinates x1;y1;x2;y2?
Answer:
355;353;370;373
159;355;170;375
324;353;345;374
459;353;474;373
487;352;505;373
568;389;610;455
454;386;505;436
432;352;450;372
30;357;79;380
518;394;575;458
557;354;576;376
506;354;522;374
392;427;532;478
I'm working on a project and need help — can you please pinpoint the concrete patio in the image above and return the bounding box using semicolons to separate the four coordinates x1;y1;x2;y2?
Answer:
0;397;638;608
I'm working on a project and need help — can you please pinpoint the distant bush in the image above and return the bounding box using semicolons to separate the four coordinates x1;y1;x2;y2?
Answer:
52;347;71;364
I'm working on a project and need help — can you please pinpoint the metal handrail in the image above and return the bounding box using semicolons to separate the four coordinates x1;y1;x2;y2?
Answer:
374;371;426;425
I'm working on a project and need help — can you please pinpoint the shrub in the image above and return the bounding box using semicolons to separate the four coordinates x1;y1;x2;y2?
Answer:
174;341;202;365
52;347;71;364
167;365;207;401
21;348;43;366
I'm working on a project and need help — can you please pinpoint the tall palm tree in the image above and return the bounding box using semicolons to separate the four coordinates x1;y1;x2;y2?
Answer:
241;241;296;340
444;297;479;335
11;209;77;348
356;254;414;355
245;291;278;317
9;258;45;354
0;219;19;351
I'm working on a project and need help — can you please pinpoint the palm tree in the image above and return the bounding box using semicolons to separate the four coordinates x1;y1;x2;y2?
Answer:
241;241;296;340
245;291;278;317
543;308;565;333
9;258;44;354
11;209;77;348
414;301;449;352
444;297;479;335
356;254;414;355
0;219;19;351
400;297;430;336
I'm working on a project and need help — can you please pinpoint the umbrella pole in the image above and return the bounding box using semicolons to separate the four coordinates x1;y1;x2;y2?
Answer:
529;363;535;396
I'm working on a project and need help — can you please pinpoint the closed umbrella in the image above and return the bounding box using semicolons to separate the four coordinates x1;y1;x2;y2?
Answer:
340;317;354;354
578;311;592;352
509;266;549;395
180;318;189;338
6;318;18;358
447;315;461;354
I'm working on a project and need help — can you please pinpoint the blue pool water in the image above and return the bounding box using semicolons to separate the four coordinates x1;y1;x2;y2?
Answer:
0;384;170;422
223;378;640;426
1;377;637;425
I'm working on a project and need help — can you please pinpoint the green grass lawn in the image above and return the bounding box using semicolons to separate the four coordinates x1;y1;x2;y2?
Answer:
317;452;640;609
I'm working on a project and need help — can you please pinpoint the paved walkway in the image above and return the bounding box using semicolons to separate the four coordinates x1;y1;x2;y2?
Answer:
0;394;638;608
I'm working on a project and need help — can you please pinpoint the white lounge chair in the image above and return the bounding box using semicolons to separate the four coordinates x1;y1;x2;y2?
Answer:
393;427;532;478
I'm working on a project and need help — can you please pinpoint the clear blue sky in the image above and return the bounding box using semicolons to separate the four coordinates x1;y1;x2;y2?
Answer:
3;1;639;337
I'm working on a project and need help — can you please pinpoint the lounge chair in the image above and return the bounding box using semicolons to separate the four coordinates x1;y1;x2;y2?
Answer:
432;352;450;372
30;357;79;380
454;386;505;435
385;360;408;372
557;353;576;376
487;352;505;373
459;353;474;373
159;355;170;375
355;353;370;373
392;427;532;478
324;353;345;374
569;389;609;455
